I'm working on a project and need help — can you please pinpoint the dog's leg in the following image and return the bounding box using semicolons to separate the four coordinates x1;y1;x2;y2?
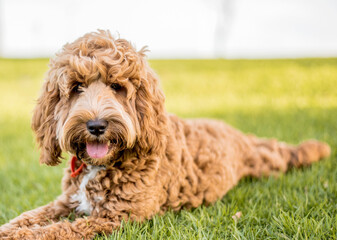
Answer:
241;138;331;178
0;195;72;238
10;216;119;240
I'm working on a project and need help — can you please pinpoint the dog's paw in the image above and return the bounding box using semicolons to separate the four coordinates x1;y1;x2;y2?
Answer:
0;225;13;239
12;227;36;240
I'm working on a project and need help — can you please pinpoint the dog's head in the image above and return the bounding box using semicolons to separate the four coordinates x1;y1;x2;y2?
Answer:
32;30;167;166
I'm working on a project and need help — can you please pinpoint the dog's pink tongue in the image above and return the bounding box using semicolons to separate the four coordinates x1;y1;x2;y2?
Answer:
86;142;109;159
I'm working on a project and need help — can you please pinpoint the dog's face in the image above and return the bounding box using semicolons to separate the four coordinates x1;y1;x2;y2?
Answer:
58;78;137;166
32;30;166;166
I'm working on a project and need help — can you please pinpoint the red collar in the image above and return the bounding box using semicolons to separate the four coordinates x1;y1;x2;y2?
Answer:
70;156;87;178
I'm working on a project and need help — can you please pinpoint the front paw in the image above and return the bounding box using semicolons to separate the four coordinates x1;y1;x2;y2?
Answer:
10;227;36;240
12;226;82;240
0;225;14;239
0;224;43;240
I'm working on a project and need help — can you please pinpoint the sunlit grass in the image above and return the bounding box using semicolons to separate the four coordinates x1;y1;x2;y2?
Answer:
0;58;336;239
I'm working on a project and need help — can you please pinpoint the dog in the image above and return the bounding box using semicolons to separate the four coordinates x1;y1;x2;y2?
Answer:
0;30;331;239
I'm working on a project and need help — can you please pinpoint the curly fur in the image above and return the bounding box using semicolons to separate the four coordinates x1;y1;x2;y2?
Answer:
0;30;331;240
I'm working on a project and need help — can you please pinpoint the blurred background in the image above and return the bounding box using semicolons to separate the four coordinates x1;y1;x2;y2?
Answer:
1;1;337;238
0;0;337;59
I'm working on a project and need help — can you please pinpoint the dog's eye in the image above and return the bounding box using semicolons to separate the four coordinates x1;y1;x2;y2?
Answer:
72;83;83;93
111;83;122;91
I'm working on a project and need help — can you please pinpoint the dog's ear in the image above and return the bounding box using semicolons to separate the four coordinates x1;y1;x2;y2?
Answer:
134;60;167;155
31;65;63;166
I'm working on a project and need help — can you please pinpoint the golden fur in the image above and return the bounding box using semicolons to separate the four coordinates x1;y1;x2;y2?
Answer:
0;30;331;240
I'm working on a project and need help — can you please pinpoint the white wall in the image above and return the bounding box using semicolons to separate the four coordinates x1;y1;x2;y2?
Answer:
226;0;337;58
0;0;337;59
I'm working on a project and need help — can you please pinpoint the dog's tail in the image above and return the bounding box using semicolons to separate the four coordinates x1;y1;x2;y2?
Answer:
281;140;331;168
241;137;331;178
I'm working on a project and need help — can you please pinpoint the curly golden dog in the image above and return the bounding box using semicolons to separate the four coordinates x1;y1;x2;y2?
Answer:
0;30;331;239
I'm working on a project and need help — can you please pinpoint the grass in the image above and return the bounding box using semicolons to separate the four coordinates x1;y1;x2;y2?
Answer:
0;58;337;239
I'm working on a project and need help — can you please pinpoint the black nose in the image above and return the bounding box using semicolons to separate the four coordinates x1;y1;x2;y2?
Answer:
86;119;108;136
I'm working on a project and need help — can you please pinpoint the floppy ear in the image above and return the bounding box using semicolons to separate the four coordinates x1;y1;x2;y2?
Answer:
134;60;167;155
31;66;63;166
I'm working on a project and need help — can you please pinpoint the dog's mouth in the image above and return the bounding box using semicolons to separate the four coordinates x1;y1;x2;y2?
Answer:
86;141;109;159
85;140;116;159
71;135;124;165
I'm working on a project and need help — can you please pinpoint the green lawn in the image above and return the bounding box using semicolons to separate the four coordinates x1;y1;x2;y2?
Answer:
0;58;336;239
